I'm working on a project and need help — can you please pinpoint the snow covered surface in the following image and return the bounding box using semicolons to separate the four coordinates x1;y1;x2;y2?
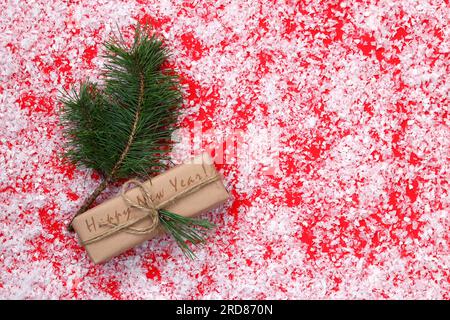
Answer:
0;0;449;299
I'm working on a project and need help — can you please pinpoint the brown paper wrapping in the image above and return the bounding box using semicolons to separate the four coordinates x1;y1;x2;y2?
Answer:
72;153;229;264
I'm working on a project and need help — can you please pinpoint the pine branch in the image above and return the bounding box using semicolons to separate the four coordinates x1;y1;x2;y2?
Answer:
61;26;182;230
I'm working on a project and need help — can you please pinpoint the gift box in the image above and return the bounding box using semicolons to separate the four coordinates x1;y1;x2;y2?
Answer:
71;153;229;264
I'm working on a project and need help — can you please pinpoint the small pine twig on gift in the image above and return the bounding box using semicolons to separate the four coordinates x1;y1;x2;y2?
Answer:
158;209;216;259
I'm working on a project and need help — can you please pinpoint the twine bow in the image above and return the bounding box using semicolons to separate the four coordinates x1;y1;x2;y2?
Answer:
80;175;220;257
116;179;160;234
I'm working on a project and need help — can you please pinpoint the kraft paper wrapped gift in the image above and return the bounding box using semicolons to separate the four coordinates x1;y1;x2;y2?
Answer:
72;153;229;264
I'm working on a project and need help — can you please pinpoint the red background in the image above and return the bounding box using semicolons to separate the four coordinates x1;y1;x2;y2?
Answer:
0;0;449;299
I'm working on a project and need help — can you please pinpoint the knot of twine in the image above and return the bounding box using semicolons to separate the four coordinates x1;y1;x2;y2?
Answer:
81;174;220;246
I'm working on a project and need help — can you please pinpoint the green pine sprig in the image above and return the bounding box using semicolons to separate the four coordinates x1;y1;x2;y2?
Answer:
60;25;215;257
158;209;216;259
